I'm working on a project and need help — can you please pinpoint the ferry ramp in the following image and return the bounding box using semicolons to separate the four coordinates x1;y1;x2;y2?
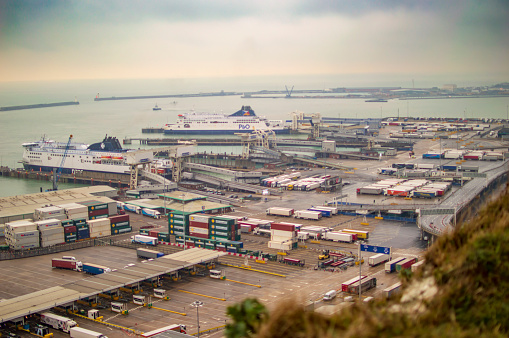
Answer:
192;173;281;195
140;169;175;186
292;155;354;170
184;163;262;178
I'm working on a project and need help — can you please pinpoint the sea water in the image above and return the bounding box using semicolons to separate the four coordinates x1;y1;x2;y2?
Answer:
1;76;508;196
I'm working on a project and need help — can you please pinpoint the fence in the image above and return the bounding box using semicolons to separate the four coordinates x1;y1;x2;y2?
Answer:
0;240;95;260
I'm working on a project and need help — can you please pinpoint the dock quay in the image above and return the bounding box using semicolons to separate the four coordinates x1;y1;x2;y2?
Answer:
0;166;130;188
0;101;79;111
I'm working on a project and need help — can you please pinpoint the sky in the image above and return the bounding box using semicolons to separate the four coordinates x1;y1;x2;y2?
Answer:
0;0;508;83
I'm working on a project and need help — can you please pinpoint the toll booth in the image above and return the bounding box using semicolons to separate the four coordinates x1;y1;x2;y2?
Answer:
209;269;226;280
133;294;146;305
111;302;128;315
184;266;196;276
168;271;181;282
88;309;103;321
153;289;169;300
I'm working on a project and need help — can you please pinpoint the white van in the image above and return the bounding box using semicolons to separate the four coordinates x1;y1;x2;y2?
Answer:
323;290;337;301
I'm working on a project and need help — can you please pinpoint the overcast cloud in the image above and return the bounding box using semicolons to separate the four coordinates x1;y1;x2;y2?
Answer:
1;0;508;82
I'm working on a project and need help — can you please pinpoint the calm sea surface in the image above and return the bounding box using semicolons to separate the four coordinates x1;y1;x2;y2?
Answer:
1;76;508;196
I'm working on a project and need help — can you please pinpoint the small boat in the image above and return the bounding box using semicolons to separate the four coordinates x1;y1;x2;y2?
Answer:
153;104;161;111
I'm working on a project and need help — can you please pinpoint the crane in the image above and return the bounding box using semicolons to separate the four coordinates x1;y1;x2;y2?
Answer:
51;134;73;191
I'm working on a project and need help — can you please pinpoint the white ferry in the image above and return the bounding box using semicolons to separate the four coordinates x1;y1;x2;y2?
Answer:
163;106;290;135
21;136;131;174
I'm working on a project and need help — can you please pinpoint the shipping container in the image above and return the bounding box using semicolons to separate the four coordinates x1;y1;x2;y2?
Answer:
396;257;418;272
137;248;164;259
341;229;369;239
131;235;157;246
52;258;83;271
294;210;322;220
385;257;407;273
323;232;353;243
82;263;111;275
383;282;402;298
266;207;294;217
368;253;390;267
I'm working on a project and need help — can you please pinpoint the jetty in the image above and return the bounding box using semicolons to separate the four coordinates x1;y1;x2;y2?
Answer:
0;101;79;111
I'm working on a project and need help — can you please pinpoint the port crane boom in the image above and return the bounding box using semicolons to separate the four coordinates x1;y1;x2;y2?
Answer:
52;134;73;191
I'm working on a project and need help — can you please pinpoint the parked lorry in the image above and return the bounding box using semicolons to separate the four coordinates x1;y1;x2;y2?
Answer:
123;204;141;214
131;235;158;246
70;327;108;338
385;257;406;273
323;232;353;243
294;210;322;220
347;277;377;294
141;208;161;219
52;258;83;271
266;207;294;217
40;312;78;333
308;207;332;217
341;276;367;292
137;248;164;259
83;263;111;275
383;282;402;299
368;253;390;267
141;324;187;337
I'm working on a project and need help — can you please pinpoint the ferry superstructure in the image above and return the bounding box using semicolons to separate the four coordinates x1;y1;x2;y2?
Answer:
22;136;131;174
163;106;290;135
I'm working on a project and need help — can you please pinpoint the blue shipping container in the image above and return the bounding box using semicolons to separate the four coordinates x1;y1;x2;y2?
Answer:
77;228;90;240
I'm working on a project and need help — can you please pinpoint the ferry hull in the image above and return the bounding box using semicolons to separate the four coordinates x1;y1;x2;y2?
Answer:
163;129;291;135
23;164;129;175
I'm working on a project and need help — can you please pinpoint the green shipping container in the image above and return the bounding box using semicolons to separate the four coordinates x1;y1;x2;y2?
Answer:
89;214;109;220
111;227;132;235
205;243;216;250
73;218;88;228
62;219;74;226
209;217;235;226
140;229;150;235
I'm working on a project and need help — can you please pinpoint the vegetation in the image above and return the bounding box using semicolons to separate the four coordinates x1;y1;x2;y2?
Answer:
226;184;509;338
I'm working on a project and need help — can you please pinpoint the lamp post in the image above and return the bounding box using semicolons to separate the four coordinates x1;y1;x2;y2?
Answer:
180;193;186;250
191;300;204;337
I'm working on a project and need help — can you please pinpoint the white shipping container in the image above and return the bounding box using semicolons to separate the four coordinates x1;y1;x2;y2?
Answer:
368;253;391;266
268;241;292;250
10;230;39;240
190;215;210;223
41;239;65;247
36;219;62;229
271;229;296;238
271;235;297;243
6;220;37;233
89;231;108;238
294;210;322;220
87;219;111;228
10;242;40;250
68;212;89;220
41;233;66;241
58;203;88;214
189;227;208;235
39;227;64;236
7;236;40;245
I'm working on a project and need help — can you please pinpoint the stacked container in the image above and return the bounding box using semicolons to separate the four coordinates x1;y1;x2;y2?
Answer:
0;224;5;237
37;219;65;247
5;220;40;250
109;214;131;235
157;232;170;242
209;216;241;241
268;223;298;250
34;206;66;221
79;200;110;220
59;203;89;220
74;218;90;240
62;220;77;243
87;219;111;238
168;213;188;236
189;214;210;239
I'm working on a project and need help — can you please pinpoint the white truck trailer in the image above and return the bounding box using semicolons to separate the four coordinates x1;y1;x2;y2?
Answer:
368;253;391;267
40;312;78;333
323;231;353;243
70;327;108;338
266;207;294;217
141;208;161;219
131;235;158;246
294;210;322;220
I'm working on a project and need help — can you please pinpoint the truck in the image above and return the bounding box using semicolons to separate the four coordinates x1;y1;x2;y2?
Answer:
385;257;406;273
383;282;402;299
266;207;294;217
82;263;111;275
323;232;353;243
347;277;377;294
137;248;164;259
70;327;108;338
123;204;141;214
40;312;78;333
131;235;158;246
341;276;367;292
368;253;390;267
294;210;322;220
141;208;161;219
308;207;332;217
52;258;83;271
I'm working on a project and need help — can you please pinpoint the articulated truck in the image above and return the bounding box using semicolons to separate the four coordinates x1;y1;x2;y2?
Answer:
70;327;108;338
52;258;83;271
40;312;78;333
266;207;294;217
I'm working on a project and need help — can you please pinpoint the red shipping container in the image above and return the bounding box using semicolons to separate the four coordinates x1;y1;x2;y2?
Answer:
271;223;295;232
189;232;208;239
109;214;129;223
64;225;77;233
189;221;208;229
216;247;226;252
148;230;160;238
89;209;109;217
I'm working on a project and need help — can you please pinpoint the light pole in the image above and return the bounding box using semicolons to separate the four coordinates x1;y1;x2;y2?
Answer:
191;300;204;337
180;193;187;250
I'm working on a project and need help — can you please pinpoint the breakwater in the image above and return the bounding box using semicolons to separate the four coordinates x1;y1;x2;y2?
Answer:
0;101;79;111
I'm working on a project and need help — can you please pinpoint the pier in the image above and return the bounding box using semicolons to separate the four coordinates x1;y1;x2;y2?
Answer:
0;101;79;111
